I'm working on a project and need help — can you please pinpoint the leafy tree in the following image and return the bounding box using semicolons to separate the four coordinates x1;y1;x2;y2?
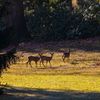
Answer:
74;0;100;38
0;0;100;45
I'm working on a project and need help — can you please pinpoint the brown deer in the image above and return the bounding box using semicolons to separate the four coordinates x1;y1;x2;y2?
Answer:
39;53;54;67
26;56;40;68
62;49;70;62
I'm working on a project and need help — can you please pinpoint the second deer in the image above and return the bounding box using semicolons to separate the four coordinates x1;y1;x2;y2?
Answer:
39;53;54;68
62;49;70;62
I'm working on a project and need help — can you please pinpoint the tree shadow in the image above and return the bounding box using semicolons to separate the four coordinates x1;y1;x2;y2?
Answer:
0;85;100;100
18;37;100;54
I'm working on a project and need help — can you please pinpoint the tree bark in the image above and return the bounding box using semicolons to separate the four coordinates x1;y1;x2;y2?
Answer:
11;0;30;42
4;0;30;43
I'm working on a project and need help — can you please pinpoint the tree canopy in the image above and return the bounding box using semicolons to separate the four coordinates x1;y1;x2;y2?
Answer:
0;0;100;48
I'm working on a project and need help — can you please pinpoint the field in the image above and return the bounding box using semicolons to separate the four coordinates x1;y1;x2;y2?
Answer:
0;37;100;100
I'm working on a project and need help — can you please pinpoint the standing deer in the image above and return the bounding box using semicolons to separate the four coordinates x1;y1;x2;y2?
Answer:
39;53;54;67
26;56;40;68
62;49;70;62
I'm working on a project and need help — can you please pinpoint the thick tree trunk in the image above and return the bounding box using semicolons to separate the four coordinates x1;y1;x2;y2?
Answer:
11;0;30;42
0;0;31;49
4;0;30;43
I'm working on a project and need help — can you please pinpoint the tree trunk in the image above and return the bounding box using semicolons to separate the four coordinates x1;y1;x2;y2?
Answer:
4;0;30;44
11;0;30;42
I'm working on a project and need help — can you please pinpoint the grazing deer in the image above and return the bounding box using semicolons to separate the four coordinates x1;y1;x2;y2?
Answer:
26;56;40;68
62;49;70;62
39;53;54;67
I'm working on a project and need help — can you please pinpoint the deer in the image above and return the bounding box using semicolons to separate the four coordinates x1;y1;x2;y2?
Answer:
26;56;40;68
39;53;54;68
62;49;70;62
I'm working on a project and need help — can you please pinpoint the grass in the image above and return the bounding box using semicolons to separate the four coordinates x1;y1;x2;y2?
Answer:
1;74;100;92
0;38;100;98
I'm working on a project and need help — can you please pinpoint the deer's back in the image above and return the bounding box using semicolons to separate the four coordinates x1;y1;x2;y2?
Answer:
28;56;40;61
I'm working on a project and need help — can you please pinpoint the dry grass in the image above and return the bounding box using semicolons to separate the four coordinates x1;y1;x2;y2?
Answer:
1;38;100;94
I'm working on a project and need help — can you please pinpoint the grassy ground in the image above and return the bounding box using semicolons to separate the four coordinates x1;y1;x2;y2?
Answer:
0;37;100;99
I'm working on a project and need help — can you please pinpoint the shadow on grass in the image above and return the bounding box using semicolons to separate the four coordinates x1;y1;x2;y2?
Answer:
0;85;100;100
18;37;100;53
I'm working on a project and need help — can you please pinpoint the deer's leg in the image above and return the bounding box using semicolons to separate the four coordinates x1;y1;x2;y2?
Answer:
26;61;29;67
40;60;42;67
35;61;38;68
42;61;45;67
63;56;66;62
29;61;32;68
62;55;64;62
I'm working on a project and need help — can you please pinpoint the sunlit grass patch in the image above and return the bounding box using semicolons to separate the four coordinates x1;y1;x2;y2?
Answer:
1;74;100;92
